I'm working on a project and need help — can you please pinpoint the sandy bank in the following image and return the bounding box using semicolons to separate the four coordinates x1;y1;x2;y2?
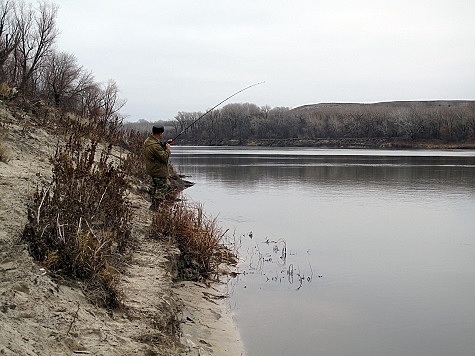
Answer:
0;105;245;355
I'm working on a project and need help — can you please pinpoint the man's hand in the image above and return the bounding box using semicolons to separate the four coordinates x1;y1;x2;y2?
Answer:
165;139;173;150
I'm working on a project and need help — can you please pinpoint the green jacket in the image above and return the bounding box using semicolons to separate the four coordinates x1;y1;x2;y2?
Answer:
144;136;170;178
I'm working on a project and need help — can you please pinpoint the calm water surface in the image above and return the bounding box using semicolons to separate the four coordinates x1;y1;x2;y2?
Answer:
171;147;475;356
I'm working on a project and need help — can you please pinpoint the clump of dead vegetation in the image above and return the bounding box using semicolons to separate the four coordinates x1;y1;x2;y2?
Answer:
22;133;131;308
151;202;237;281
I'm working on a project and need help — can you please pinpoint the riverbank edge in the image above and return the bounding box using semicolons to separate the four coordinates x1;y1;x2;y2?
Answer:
174;137;475;149
0;104;245;355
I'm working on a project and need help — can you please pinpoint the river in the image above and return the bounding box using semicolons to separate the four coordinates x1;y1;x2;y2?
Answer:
171;147;475;356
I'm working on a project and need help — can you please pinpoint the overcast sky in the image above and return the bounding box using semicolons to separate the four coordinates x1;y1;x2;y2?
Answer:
55;0;475;122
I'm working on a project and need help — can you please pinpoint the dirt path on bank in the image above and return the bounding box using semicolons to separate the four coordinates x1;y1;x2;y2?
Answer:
0;107;245;355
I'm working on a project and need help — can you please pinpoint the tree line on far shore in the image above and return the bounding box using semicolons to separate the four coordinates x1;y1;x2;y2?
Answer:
125;100;475;146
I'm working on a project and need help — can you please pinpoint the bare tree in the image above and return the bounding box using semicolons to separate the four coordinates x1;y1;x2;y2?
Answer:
80;83;102;118
101;79;126;119
0;0;19;82
62;68;95;113
14;0;58;93
173;111;199;139
41;51;81;106
78;79;126;121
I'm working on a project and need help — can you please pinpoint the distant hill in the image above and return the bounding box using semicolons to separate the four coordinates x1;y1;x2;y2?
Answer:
293;100;474;112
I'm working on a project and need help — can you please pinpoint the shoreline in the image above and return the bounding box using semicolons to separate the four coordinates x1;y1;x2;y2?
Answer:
123;195;246;356
172;138;475;150
177;280;245;355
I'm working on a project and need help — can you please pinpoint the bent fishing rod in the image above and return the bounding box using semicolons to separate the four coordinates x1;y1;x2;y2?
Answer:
166;81;265;144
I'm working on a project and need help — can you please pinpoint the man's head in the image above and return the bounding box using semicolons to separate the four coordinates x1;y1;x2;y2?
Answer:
152;125;164;137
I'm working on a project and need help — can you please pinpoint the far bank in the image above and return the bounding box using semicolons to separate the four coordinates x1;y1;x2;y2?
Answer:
165;137;475;150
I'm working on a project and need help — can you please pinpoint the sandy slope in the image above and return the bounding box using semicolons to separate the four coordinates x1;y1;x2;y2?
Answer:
0;105;245;355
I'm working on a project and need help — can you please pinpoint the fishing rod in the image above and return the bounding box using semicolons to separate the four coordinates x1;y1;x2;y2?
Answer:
167;81;265;144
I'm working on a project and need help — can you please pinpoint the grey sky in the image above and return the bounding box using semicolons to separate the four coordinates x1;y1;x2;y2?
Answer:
55;0;475;122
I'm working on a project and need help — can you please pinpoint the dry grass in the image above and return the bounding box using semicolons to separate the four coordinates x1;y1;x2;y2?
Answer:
22;135;132;308
150;201;237;281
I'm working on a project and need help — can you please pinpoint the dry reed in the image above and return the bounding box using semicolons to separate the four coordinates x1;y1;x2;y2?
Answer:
150;201;236;281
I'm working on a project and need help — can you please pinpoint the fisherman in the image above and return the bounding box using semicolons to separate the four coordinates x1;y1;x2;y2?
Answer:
144;125;171;210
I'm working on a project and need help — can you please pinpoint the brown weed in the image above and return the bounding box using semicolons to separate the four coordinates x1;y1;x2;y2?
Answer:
150;201;236;281
22;135;131;308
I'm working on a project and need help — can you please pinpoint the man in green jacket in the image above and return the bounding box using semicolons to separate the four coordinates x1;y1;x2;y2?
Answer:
144;125;171;210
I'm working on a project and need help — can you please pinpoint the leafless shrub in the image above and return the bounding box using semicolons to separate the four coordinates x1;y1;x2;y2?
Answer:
150;202;236;281
22;135;132;308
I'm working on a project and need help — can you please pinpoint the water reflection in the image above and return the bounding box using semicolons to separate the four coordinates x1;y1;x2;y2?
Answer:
173;147;475;192
171;147;475;356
